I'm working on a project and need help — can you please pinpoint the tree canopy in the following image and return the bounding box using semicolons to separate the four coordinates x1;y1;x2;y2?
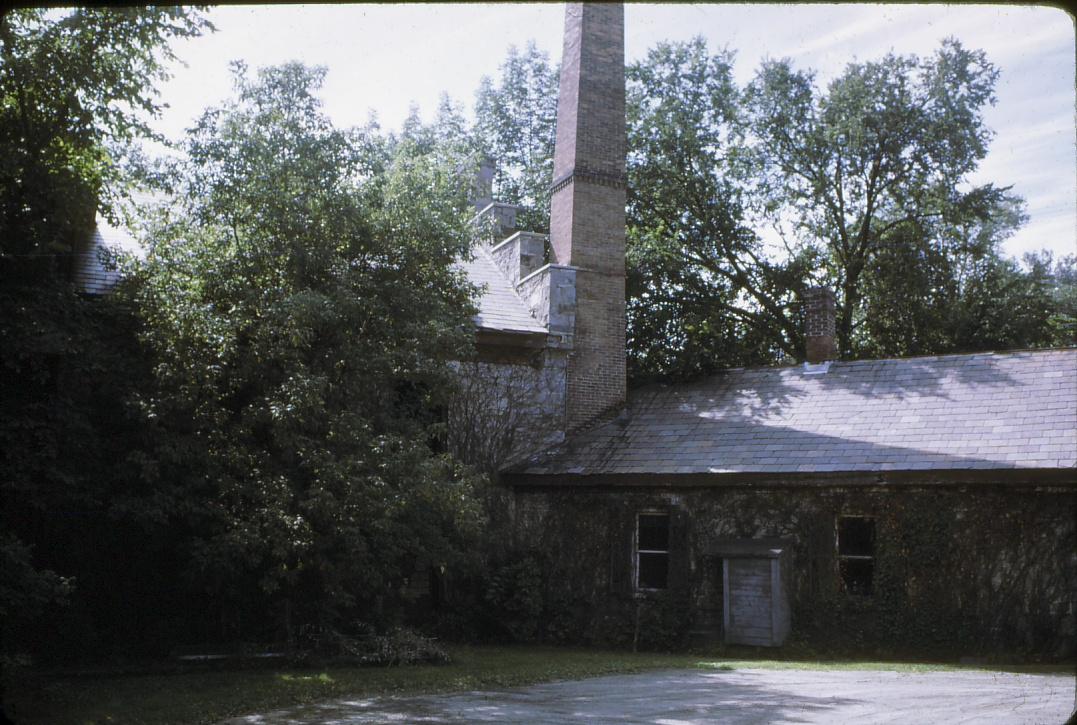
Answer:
130;62;483;642
620;37;1072;380
0;8;211;275
625;39;812;380
467;38;1072;383
745;39;1041;358
2;9;486;660
472;41;558;232
0;6;212;661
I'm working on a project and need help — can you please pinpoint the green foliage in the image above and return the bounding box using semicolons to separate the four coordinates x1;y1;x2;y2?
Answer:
0;532;74;666
588;594;692;652
625;39;812;381
790;493;1075;657
621;36;1074;376
745;39;1046;358
469;544;692;650
472;37;1072;382
358;627;451;666
0;533;69;617
542;591;594;645
295;623;451;667
128;62;484;642
482;553;545;642
0;7;211;663
0;7;212;272
473;41;558;232
1024;252;1076;347
853;188;1058;356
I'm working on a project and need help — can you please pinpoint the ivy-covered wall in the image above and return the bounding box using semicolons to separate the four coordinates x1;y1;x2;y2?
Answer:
511;483;1077;658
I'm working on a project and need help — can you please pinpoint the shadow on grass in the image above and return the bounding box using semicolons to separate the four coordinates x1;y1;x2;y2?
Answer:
5;644;1072;724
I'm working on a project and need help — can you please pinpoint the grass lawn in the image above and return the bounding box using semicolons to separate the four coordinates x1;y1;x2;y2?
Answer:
4;645;1072;725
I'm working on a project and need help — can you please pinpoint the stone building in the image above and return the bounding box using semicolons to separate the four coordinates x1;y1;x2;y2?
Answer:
463;2;1077;655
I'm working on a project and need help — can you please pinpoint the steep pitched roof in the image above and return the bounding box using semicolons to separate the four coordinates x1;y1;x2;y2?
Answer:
459;245;546;336
512;349;1077;477
73;191;158;294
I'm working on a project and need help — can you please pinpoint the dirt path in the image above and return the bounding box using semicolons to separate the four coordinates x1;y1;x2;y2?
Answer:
226;667;1076;724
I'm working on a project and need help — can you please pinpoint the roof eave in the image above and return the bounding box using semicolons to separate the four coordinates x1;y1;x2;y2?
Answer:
505;467;1077;490
475;326;548;349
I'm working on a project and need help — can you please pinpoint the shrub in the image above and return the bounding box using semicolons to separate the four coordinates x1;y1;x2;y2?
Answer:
483;553;544;642
295;624;450;666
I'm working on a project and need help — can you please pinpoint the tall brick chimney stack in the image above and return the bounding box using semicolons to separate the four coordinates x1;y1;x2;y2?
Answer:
550;2;627;430
804;287;837;363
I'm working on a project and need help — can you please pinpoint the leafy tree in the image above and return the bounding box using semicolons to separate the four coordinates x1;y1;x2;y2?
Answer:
0;7;211;274
1040;253;1077;346
131;63;483;644
473;37;1067;377
625;39;811;382
745;39;1029;357
854;188;1062;356
0;7;210;661
397;93;476;176
946;250;1077;352
473;41;558;232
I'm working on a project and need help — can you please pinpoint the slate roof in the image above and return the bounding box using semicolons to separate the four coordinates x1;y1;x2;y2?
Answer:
513;349;1077;477
459;245;546;335
73;211;145;294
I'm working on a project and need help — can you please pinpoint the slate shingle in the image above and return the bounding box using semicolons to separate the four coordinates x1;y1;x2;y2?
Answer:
516;349;1077;476
458;246;546;335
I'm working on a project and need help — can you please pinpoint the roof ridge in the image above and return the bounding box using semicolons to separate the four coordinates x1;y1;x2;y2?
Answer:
663;347;1077;387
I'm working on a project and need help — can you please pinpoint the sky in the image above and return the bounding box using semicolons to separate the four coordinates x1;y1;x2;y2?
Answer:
152;3;1076;260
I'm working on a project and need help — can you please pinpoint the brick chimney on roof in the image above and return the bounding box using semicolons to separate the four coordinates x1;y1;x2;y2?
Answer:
550;2;627;430
804;287;837;363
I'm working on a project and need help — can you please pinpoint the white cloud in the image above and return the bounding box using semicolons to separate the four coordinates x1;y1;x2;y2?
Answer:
1005;215;1076;259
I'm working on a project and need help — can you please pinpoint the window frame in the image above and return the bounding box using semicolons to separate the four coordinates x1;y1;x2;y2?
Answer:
836;514;876;596
635;510;670;592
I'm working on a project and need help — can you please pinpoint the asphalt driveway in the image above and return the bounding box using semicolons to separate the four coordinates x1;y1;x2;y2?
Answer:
227;667;1076;724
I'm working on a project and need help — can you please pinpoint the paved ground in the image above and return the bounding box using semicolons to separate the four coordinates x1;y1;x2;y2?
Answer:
227;668;1076;724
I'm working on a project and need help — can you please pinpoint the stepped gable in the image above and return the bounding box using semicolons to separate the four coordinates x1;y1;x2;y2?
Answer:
460;244;546;337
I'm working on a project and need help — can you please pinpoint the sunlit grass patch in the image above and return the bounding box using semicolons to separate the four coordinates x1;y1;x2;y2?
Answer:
278;672;334;683
696;659;962;672
692;658;1073;675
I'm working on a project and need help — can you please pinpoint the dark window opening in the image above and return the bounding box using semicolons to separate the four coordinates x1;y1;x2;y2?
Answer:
838;516;875;595
636;513;669;590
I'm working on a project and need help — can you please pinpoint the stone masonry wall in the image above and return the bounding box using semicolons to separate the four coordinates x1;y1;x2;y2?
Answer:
449;353;568;475
512;483;1077;657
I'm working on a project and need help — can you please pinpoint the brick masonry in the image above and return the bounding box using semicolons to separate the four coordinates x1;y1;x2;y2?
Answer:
550;3;627;430
804;286;837;363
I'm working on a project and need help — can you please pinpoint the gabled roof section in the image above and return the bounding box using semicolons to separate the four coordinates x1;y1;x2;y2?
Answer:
460;244;546;336
511;349;1077;478
73;212;145;294
73;191;159;294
